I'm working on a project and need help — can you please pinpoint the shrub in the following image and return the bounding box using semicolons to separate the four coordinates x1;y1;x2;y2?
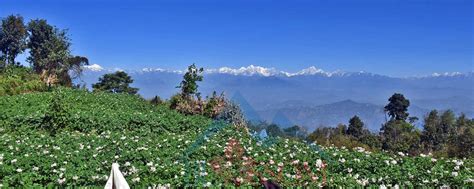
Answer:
0;66;47;96
216;99;247;127
41;89;69;134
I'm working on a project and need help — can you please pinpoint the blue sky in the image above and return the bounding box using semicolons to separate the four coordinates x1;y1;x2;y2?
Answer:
1;0;472;77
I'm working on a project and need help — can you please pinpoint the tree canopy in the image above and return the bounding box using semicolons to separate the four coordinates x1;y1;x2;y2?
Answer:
177;63;203;98
346;115;366;139
384;93;410;121
0;15;28;67
27;19;88;86
92;71;138;95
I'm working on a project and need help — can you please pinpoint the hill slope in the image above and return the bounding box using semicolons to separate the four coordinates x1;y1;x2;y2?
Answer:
0;89;473;187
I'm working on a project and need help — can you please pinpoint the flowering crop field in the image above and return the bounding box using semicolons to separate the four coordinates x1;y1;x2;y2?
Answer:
0;89;473;187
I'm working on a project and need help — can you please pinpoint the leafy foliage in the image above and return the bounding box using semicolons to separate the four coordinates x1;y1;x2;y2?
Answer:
346;115;367;139
0;66;47;96
92;71;138;95
216;98;247;127
0;15;27;66
41;89;69;134
27;19;88;86
384;93;410;121
177;63;203;98
380;120;421;154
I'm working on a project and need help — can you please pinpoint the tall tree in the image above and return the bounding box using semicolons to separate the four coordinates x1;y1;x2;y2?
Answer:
346;115;366;139
92;71;138;95
0;15;28;66
27;19;88;86
27;19;54;73
380;120;420;153
177;63;203;98
421;110;440;151
448;114;474;157
439;110;456;144
384;93;410;121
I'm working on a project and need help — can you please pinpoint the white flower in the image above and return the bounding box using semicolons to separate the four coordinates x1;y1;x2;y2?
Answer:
132;177;140;183
150;166;156;172
391;160;397;165
57;178;66;184
125;162;131;166
204;182;211;187
32;166;39;171
236;177;243;183
73;176;79;180
11;159;17;163
454;160;464;166
452;172;459;177
379;184;387;189
316;159;323;168
347;168;353;173
16;168;22;173
51;163;57;167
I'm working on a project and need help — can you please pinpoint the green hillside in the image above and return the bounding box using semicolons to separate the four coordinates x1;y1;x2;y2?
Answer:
0;89;473;187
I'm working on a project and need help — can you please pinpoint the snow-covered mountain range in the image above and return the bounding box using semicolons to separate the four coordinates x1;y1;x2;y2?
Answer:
80;64;474;131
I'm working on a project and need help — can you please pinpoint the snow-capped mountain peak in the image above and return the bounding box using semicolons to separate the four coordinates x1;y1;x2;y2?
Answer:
431;72;463;77
206;65;279;76
83;64;104;72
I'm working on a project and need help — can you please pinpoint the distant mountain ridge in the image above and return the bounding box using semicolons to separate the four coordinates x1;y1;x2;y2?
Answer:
79;65;474;131
84;64;473;78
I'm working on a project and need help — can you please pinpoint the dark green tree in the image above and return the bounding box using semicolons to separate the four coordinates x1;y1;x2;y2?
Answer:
27;19;88;86
0;15;28;67
150;95;163;105
448;114;474;157
283;125;308;138
266;124;284;137
384;93;410;121
408;116;419;124
177;63;203;98
346;115;366;139
380;120;420;154
440;110;456;139
92;71;138;94
421;110;440;151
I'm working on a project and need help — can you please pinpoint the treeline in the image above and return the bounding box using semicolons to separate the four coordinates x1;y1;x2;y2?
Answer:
307;94;474;158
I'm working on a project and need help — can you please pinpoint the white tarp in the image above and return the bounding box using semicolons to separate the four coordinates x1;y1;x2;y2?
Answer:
104;163;130;189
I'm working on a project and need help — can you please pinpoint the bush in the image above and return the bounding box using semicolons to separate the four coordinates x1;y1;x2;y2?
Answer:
41;89;69;134
0;66;47;96
216;99;247;127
